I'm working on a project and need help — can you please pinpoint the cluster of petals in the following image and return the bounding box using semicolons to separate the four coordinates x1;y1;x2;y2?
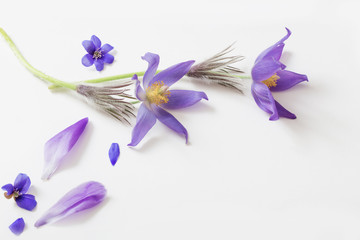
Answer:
82;35;114;71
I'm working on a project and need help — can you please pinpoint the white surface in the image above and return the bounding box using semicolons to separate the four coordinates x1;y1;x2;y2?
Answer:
0;0;360;239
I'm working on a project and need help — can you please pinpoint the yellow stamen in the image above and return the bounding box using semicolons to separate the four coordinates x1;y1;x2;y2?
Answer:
262;73;280;88
146;81;170;105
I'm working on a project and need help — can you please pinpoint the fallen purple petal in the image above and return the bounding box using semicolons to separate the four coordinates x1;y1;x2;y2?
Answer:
9;218;25;235
108;143;120;166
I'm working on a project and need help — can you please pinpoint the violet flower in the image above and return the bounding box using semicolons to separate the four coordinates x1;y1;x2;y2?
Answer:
128;53;208;147
9;218;25;235
42;118;88;180
251;28;308;120
34;181;106;228
82;35;114;71
2;173;37;211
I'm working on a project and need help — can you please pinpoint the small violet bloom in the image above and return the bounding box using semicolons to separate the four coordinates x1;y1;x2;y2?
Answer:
9;218;25;235
42;118;88;180
251;28;308;120
2;173;37;211
128;53;208;147
35;181;106;228
82;35;114;71
108;143;120;166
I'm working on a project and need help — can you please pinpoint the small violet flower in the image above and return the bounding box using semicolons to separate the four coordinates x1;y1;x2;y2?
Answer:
128;53;208;147
108;143;120;166
2;173;37;211
9;218;25;235
251;28;308;120
82;35;114;71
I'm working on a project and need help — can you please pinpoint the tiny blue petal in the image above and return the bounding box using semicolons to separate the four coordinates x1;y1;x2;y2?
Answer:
9;218;25;235
109;143;120;166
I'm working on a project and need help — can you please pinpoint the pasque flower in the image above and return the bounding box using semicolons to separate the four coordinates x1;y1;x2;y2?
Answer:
251;28;308;120
128;53;208;147
82;35;114;71
2;173;37;211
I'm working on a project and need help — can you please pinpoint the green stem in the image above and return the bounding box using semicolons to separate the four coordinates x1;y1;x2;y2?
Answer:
0;28;77;90
130;100;141;105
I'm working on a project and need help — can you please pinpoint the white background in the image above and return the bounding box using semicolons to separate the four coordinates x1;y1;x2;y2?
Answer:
0;0;360;239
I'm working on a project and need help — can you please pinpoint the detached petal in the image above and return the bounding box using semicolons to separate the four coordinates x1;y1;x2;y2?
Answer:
108;143;120;166
34;181;106;228
14;173;31;194
102;54;114;64
162;90;208;110
82;54;94;67
2;184;14;195
16;194;37;211
271;70;308;92
152;106;188;143
9;218;25;236
251;58;284;82
94;59;104;71
251;82;278;120
42;118;88;180
275;101;296;119
128;103;157;147
150;60;195;88
91;35;101;49
132;74;146;101
82;40;95;55
100;44;113;54
142;52;160;88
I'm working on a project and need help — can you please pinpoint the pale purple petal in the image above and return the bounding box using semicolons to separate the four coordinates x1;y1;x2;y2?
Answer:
100;44;113;54
9;218;25;235
94;59;104;71
102;54;114;64
271;70;308;92
91;35;101;49
251;82;278;121
150;60;195;87
14;173;31;194
251;58;284;82
142;52;160;88
132;74;146;101
16;194;37;211
42;118;88;180
82;40;95;55
128;103;157;147
275;101;296;119
34;181;106;228
108;143;120;166
82;54;94;67
2;184;14;195
152;106;188;143
162;90;208;110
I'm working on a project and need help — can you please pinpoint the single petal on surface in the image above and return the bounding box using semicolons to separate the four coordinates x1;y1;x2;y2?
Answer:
91;35;101;49
34;181;106;228
162;90;208;110
82;54;94;67
108;143;120;166
100;44;113;54
132;74;146;101
251;58;284;82
275;101;296;119
152;106;188;143
42;118;88;180
251;82;278;121
16;194;37;211
9;218;25;235
150;60;195;87
271;70;308;92
14;173;31;194
82;40;95;55
2;184;14;195
102;54;114;64
128;103;157;147
94;59;104;71
141;52;160;88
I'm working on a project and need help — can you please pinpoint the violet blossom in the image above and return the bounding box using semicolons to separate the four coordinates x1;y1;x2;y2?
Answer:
128;53;208;147
82;35;114;71
251;28;308;120
9;218;25;235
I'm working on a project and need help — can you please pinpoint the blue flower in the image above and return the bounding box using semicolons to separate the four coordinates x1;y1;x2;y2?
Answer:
2;173;37;211
81;35;114;71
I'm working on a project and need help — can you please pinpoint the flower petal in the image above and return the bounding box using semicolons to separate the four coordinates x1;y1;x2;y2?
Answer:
100;44;113;54
34;181;106;228
128;103;157;147
9;218;25;235
132;74;146;101
94;59;104;71
2;184;14;195
251;82;278;120
108;143;120;166
91;35;101;49
142;52;160;88
14;173;31;194
42;118;88;180
251;58;284;82
82;40;95;55
150;60;195;88
102;54;114;64
275;101;296;119
162;90;208;110
82;54;94;67
152;106;188;143
16;194;37;211
271;70;308;92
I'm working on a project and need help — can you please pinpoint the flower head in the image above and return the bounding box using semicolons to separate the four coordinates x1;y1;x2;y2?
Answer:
81;35;114;71
128;53;208;147
251;28;308;120
2;173;37;211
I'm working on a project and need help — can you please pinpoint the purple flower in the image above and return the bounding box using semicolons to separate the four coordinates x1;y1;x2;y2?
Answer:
82;35;114;71
2;173;37;211
251;28;308;120
34;181;106;228
42;118;88;180
108;143;120;166
9;218;25;235
128;53;208;147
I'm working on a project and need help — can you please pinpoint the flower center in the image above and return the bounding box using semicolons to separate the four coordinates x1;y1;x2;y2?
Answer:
262;73;280;88
93;50;103;60
146;81;170;106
